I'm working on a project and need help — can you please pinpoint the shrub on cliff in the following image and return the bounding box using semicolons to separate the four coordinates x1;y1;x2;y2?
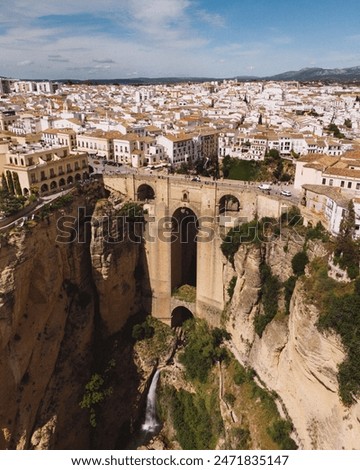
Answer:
254;263;281;337
318;288;360;405
132;318;155;341
291;251;309;277
221;218;279;264
180;320;230;383
267;419;298;450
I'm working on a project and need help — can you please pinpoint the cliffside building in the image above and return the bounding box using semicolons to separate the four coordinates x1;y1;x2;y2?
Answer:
3;143;89;195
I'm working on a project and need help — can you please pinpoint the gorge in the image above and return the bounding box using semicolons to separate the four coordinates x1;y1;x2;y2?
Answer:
0;177;359;450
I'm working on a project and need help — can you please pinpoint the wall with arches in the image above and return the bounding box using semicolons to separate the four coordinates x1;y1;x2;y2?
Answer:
104;174;293;325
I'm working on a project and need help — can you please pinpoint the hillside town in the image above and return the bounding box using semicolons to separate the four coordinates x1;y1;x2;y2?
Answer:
1;77;360;238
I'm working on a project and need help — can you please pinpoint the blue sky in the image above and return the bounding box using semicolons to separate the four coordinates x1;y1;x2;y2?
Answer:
0;0;360;79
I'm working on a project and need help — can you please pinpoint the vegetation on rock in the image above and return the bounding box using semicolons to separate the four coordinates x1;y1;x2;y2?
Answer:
333;201;359;279
180;319;230;383
159;385;222;450
254;263;281;337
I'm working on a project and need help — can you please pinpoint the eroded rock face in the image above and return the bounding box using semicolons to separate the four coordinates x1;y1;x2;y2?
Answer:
225;239;360;450
0;213;94;449
90;202;141;336
0;196;143;449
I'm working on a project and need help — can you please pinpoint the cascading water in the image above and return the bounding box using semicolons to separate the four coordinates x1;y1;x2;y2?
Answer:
141;369;161;433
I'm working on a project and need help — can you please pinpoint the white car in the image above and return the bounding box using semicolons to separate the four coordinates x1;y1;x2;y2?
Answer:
258;184;271;190
280;190;292;197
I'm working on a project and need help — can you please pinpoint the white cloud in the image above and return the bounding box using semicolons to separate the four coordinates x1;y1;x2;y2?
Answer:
196;10;225;28
93;59;116;64
17;60;33;66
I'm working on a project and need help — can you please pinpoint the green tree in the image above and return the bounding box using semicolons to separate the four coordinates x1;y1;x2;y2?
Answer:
79;373;113;428
339;200;355;240
267;420;297;450
0;190;23;216
12;172;22;196
267;149;281;161
273;160;283;180
222;155;232;178
254;263;281;337
1;174;9;194
326;123;345;139
6;170;15;195
334;201;359;279
291;251;309;277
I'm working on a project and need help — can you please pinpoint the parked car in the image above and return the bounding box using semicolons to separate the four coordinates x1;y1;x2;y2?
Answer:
280;190;292;197
258;183;271;190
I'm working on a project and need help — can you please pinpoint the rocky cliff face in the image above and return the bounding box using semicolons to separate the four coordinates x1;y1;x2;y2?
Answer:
0;190;144;449
224;236;360;449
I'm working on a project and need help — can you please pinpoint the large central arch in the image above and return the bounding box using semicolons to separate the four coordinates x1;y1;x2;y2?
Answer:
171;207;198;291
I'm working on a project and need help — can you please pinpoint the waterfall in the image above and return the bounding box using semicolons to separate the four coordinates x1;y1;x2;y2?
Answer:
141;369;161;433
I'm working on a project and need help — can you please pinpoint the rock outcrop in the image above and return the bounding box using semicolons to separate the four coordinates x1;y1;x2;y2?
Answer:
225;237;360;449
0;191;144;449
0;203;95;449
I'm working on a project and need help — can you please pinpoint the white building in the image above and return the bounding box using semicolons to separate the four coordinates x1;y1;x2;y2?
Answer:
157;133;201;165
14;80;59;94
3;143;88;195
301;184;360;240
294;151;360;195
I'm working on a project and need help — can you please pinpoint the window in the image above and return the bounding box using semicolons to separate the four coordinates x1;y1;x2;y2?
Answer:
340;181;345;188
356;183;360;190
348;182;352;189
322;178;326;185
329;179;333;186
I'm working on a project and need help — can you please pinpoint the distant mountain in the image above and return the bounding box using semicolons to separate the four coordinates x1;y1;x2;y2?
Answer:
264;66;360;82
55;77;220;85
63;67;360;84
4;65;360;85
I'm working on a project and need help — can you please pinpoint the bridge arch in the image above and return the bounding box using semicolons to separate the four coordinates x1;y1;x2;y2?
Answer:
171;306;194;328
219;194;240;214
171;206;198;291
137;183;155;201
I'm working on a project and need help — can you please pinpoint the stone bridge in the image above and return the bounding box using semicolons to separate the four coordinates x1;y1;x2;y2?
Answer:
103;173;294;326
